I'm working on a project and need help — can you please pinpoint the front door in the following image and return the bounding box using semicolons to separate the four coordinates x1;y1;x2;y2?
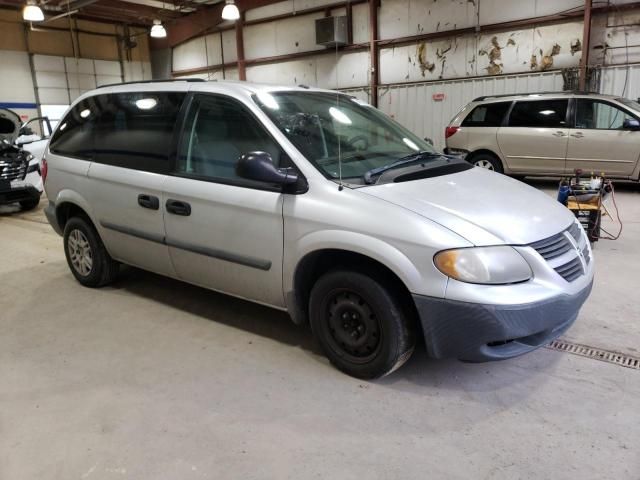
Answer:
566;99;640;176
497;99;570;174
163;93;286;307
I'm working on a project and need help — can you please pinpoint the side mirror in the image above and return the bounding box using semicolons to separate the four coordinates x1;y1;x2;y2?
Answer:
623;118;640;130
236;151;299;185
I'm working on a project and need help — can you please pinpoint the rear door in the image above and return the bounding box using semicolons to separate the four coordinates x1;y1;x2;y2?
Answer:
162;93;286;307
566;98;640;176
497;98;569;174
85;91;186;277
457;101;511;156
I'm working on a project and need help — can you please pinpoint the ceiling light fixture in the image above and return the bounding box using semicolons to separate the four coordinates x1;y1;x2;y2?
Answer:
23;0;44;22
150;19;167;38
221;0;240;21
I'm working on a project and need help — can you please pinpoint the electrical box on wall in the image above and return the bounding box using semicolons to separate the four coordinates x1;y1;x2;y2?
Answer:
315;16;348;47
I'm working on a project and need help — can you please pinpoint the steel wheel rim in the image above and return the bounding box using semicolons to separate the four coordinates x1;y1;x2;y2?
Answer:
474;159;495;170
67;229;93;276
325;289;381;364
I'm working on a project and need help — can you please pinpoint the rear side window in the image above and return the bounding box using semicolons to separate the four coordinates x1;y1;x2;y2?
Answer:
508;100;568;128
93;92;185;173
461;102;511;127
50;92;186;173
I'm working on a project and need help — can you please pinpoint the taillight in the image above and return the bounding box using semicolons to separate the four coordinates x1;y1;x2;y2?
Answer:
41;156;48;184
445;126;459;139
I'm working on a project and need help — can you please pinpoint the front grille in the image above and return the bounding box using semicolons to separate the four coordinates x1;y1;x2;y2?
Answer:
530;223;590;283
0;157;28;182
554;256;584;282
529;231;572;260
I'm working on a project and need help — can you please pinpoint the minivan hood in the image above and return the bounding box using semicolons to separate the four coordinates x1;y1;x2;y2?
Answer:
361;167;575;245
0;108;21;144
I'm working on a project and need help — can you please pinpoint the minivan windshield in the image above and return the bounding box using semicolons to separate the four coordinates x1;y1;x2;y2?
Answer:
254;91;436;180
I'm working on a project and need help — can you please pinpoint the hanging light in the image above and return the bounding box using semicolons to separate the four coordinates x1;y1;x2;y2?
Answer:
23;0;44;22
221;0;240;21
150;19;167;38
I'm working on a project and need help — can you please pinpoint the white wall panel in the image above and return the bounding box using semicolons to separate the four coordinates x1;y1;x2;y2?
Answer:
600;64;640;100
96;75;121;86
222;29;237;63
352;3;370;44
172;36;207;71
38;88;70;104
65;57;94;74
35;71;67;88
94;60;120;76
246;0;350;21
316;51;369;89
0;51;36;103
478;0;582;25
380;0;477;40
33;55;65;72
379;71;564;150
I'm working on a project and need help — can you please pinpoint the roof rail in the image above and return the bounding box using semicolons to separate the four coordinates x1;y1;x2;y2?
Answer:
472;90;596;102
96;78;206;89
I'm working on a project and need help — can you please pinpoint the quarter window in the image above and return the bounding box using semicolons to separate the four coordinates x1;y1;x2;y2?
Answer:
508;100;568;128
461;102;511;127
49;99;98;159
575;100;635;129
176;94;282;181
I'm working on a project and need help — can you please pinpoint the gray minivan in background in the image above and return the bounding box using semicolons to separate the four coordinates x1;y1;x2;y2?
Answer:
43;80;594;378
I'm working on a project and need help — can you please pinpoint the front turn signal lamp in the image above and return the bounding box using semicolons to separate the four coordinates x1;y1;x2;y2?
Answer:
434;246;532;285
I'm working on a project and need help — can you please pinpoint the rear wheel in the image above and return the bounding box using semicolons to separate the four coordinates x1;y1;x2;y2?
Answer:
469;153;503;173
309;270;415;379
63;216;119;287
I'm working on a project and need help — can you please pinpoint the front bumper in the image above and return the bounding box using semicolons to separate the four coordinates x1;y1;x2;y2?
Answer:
0;183;41;205
413;280;593;362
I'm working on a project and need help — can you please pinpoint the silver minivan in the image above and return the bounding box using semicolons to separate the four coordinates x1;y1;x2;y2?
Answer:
44;80;594;378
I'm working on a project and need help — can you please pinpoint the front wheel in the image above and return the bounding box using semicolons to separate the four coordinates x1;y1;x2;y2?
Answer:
309;270;415;379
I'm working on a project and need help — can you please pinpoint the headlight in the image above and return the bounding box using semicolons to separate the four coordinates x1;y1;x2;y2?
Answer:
434;246;532;285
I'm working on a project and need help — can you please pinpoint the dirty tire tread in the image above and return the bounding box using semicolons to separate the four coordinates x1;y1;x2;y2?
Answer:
309;270;415;379
63;216;119;288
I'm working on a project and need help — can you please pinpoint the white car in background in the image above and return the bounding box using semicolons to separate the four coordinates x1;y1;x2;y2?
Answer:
0;108;50;210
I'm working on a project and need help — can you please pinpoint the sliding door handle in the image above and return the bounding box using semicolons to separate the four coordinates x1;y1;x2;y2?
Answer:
166;199;191;216
570;132;584;138
138;194;159;210
552;131;567;137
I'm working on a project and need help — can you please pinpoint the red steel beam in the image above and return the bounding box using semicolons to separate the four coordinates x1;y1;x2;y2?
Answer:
579;0;592;91
369;0;379;107
236;11;246;80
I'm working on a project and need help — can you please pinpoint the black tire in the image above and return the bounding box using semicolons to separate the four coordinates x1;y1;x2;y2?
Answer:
63;216;119;287
19;196;40;211
309;270;415;379
469;152;503;173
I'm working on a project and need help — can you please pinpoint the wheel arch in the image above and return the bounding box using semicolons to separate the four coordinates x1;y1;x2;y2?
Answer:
53;190;96;231
286;244;422;327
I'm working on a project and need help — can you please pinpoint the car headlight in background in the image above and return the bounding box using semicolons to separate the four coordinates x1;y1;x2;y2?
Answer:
434;246;532;285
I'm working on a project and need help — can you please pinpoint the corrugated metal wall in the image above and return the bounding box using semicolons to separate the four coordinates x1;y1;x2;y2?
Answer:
377;71;564;149
599;64;640;101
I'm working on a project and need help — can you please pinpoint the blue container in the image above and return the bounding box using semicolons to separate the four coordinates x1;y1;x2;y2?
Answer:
557;185;570;206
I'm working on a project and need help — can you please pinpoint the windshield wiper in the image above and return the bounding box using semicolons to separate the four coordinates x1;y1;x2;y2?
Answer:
363;151;443;184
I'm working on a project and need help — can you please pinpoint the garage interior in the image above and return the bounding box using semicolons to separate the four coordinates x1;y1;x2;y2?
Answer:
1;0;639;478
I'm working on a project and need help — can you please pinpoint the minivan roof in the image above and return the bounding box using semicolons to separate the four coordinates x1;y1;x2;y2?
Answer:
89;79;343;98
472;91;623;103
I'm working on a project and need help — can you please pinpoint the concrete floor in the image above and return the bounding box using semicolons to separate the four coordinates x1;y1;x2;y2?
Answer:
1;180;639;479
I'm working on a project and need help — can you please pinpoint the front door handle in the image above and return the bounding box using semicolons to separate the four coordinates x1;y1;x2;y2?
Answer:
166;199;191;216
570;132;584;138
138;194;159;210
552;131;567;137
